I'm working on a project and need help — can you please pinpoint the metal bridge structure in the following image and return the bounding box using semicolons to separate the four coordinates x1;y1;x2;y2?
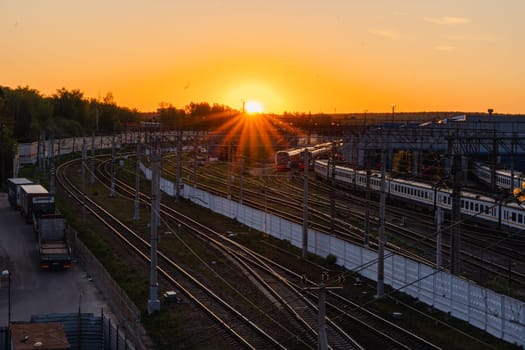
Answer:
342;114;525;179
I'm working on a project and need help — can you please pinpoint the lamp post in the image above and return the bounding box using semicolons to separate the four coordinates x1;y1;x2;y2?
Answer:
2;270;11;325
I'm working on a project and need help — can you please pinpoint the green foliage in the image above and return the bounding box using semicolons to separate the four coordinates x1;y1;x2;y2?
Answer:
52;117;84;137
52;88;90;126
2;86;50;141
17;164;38;181
158;103;185;129
0;86;146;141
325;253;337;265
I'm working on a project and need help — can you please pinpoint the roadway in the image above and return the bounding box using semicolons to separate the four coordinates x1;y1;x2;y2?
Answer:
0;193;110;325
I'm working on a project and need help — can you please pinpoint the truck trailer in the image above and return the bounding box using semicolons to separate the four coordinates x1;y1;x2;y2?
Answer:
19;184;54;223
7;178;34;209
34;214;72;269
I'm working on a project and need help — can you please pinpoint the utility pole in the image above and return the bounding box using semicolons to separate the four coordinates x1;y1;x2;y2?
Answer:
304;274;343;350
511;133;517;189
134;137;141;222
82;136;87;222
1;270;11;339
490;130;498;192
193;134;198;189
364;169;371;248
376;146;387;298
329;153;336;234
49;133;55;196
508;259;514;297
148;140;161;314
318;282;328;350
47;134;52;180
71;137;76;158
36;130;41;173
391;103;396;124
302;149;309;258
176;130;182;201
95;108;99;132
450;153;462;275
90;130;95;185
41;130;47;176
56;137;61;162
239;155;244;204
435;206;443;268
110;134;116;197
227;142;232;199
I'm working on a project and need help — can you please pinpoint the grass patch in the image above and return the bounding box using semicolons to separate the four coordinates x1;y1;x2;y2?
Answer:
56;194;149;307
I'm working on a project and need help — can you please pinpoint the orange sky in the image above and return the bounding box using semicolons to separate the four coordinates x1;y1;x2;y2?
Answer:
2;1;524;114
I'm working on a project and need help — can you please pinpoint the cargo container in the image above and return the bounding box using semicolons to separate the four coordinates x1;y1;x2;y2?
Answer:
31;196;56;223
19;184;53;223
7;178;34;209
34;214;72;269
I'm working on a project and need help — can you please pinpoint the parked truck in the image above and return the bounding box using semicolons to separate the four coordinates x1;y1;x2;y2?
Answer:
7;178;34;209
19;184;54;223
34;214;72;269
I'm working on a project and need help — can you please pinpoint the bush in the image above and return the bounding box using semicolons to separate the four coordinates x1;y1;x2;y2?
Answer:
325;254;337;265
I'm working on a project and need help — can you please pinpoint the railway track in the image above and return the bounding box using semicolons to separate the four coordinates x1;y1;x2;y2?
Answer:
60;149;521;348
159;154;521;284
97;158;366;349
56;157;292;349
226;165;525;294
98;155;444;348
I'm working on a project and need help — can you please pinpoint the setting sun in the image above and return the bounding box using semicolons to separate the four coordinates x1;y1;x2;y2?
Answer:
245;100;264;114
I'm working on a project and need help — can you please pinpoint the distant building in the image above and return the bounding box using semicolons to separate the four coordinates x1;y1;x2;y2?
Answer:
342;113;525;173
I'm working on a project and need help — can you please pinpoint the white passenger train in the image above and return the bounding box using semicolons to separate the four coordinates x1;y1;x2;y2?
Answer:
314;159;525;231
472;162;525;191
275;142;335;171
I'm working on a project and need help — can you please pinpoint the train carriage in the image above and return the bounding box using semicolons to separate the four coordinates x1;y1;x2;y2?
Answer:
314;159;525;232
275;148;302;171
389;178;435;206
277;142;336;171
473;162;525;191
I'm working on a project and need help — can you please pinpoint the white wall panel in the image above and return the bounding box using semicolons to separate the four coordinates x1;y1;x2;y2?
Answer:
147;172;525;348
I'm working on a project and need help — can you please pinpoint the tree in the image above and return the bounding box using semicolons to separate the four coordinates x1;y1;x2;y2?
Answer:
0;87;23;184
186;102;211;117
159;103;185;129
90;93;120;133
3;86;50;142
52;88;89;128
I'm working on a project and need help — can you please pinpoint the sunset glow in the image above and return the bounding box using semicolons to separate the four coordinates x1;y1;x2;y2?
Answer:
245;100;264;114
213;112;286;162
2;1;524;114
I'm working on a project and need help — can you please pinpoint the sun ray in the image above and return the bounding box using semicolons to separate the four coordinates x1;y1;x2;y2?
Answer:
203;101;302;165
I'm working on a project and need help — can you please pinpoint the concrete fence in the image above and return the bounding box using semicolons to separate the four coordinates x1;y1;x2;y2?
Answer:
140;162;525;348
71;231;151;350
